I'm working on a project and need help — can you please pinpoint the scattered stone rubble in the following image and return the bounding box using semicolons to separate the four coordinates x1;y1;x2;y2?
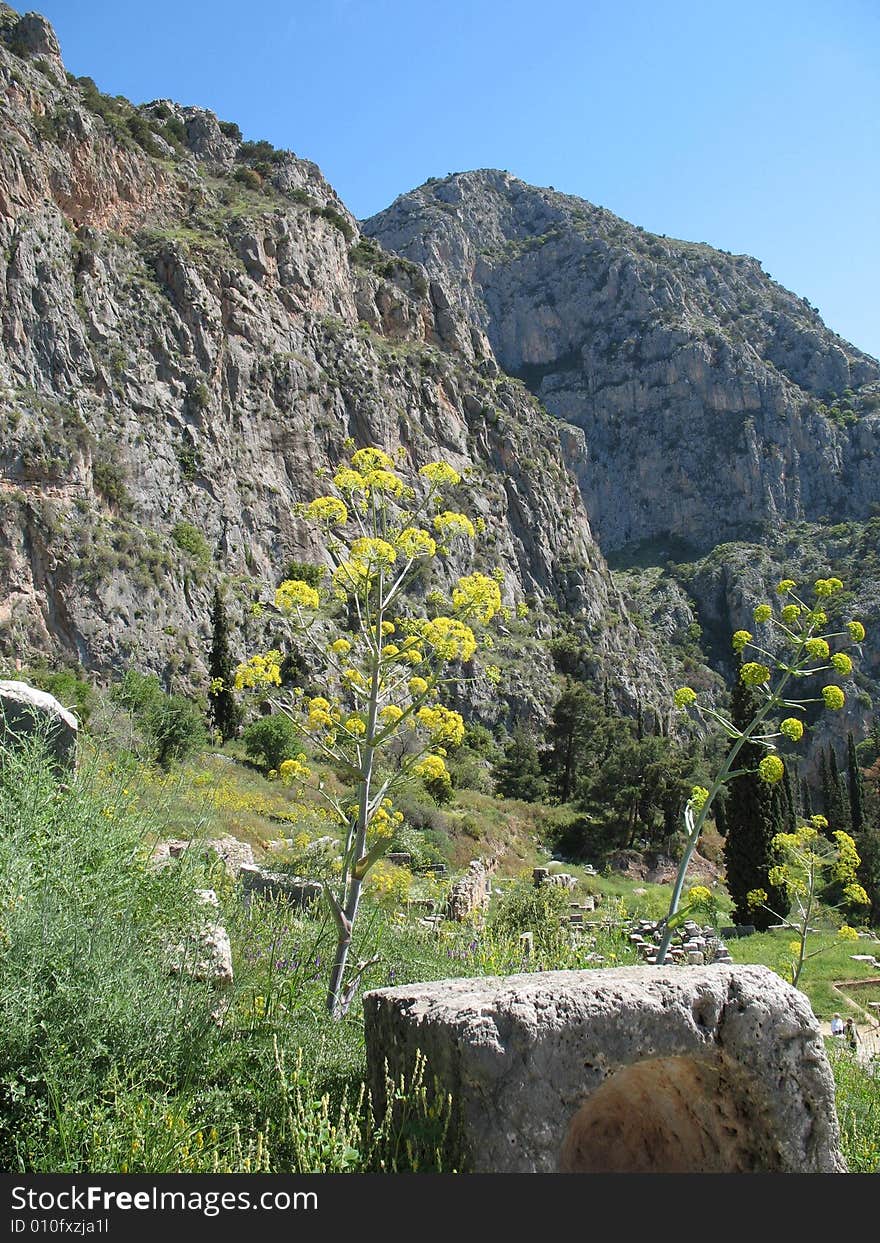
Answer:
169;888;233;987
628;918;733;966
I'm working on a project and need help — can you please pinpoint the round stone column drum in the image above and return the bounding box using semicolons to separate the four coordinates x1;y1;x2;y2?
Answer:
363;965;845;1173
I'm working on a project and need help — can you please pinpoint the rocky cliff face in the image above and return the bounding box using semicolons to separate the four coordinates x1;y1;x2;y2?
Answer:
0;8;668;723
365;170;880;554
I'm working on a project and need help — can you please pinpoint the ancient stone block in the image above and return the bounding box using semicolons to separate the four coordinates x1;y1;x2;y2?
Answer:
363;965;844;1173
0;680;78;771
239;863;322;907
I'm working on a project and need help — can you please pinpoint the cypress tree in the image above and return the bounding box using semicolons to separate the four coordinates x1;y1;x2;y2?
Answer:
800;777;813;818
847;732;865;838
208;586;239;742
828;746;851;835
723;668;789;929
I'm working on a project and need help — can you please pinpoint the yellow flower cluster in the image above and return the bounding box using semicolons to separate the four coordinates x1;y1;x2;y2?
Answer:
433;511;475;540
804;637;830;661
814;577;844;597
396;526;437;558
275;579;320;613
418;616;477;662
417;704;465;747
689;786;710;811
753;604;772;623
350;537;397;568
279;756;311;785
234;651;282;690
780;717;804;742
379;704;404;727
673;686;697;708
452;573;502;623
740;662;771;687
758;755;784;784
351;447;394;473
414;754;448;781
307;496;348;525
821;685;845;710
419;461;461;487
732;630;752;653
330;637;352;655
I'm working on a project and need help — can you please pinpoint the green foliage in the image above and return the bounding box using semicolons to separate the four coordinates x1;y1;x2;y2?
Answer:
282;560;324;591
171;521;211;569
92;456;129;507
218;120;242;141
724;670;787;929
487;877;570;954
492;728;547;802
830;1045;880;1173
110;671;206;769
242;713;300;772
0;739;220;1171
233;166;262;191
208;587;240;743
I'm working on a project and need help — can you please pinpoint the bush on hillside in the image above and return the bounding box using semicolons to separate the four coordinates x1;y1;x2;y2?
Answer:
242;713;300;772
110;670;206;768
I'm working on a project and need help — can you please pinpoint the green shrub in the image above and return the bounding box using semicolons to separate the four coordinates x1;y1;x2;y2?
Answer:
171;521;211;569
0;737;220;1171
110;671;206;769
233;166;262;191
282;560;324;590
242;713;300;771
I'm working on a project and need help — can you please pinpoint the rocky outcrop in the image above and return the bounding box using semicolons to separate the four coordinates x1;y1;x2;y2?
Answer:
365;170;880;554
364;964;845;1172
0;11;671;726
0;677;77;767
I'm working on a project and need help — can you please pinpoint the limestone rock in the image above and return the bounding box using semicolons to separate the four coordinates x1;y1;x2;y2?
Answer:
363;964;845;1173
444;857;497;922
169;889;233;986
0;679;77;769
239;863;322;907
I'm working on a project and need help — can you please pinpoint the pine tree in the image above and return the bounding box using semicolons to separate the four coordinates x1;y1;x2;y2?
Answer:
493;728;548;802
723;670;788;929
208;586;239;742
847;732;865;838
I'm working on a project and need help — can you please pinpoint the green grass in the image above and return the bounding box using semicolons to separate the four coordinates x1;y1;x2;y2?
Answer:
726;928;880;1019
3;732;878;1173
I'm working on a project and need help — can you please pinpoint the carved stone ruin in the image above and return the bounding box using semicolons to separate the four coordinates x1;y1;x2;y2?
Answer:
363;964;845;1173
444;857;498;922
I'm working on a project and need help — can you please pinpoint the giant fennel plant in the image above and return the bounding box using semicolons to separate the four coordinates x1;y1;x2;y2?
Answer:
658;576;869;968
233;445;514;1017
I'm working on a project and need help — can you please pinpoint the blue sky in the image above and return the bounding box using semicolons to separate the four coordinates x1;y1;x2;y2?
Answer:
35;0;880;359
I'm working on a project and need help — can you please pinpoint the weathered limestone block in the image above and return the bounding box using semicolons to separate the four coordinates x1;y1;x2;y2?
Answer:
444;857;497;922
0;680;78;770
239;863;322;907
169;889;233;986
150;835;255;877
363;965;845;1173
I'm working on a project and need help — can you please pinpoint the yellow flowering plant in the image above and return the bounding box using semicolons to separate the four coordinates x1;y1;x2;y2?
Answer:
234;444;517;1017
747;821;869;986
658;576;867;965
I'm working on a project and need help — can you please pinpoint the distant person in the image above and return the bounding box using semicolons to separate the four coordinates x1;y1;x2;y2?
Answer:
831;1013;844;1037
845;1018;860;1052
